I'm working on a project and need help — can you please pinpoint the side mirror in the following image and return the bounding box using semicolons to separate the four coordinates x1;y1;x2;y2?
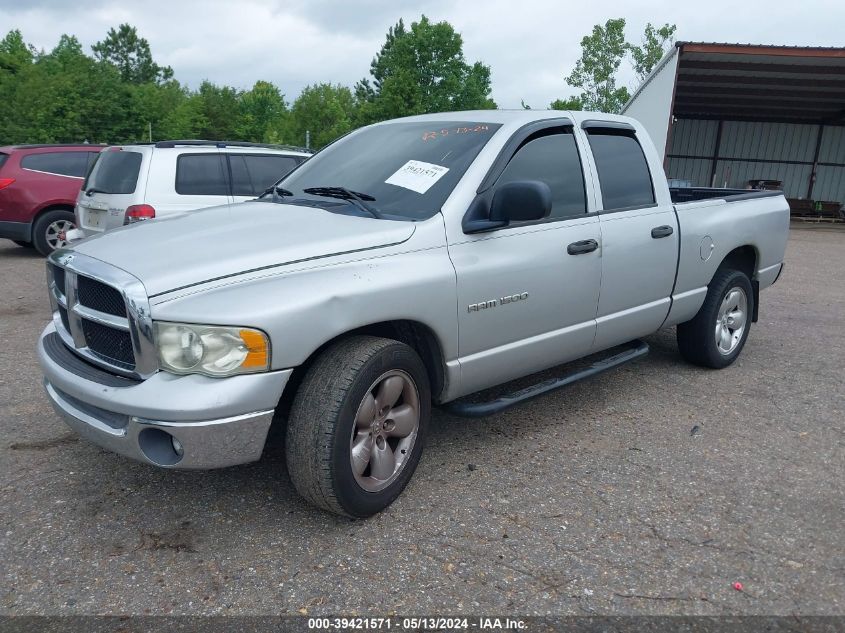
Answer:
490;180;552;224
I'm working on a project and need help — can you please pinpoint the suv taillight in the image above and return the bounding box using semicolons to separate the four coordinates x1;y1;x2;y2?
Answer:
124;204;156;224
0;178;15;190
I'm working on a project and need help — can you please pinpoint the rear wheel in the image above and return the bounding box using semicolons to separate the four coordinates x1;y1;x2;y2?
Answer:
677;268;754;368
32;209;75;256
285;336;430;517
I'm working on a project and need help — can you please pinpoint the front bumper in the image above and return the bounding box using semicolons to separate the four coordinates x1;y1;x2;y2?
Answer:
37;324;292;469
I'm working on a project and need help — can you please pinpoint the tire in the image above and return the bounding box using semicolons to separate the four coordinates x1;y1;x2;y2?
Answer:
32;209;75;256
285;336;431;517
677;268;754;369
13;240;32;248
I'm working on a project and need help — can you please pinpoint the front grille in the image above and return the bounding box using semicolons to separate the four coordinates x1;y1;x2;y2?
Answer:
81;319;135;369
77;275;126;317
48;255;152;377
58;305;70;332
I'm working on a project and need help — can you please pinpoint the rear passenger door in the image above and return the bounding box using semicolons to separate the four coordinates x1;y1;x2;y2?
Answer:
582;122;679;350
227;153;303;201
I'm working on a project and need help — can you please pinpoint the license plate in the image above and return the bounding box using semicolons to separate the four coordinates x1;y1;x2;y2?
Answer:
85;209;104;228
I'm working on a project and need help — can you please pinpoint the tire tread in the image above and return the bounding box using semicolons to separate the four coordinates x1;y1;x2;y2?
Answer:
285;336;414;517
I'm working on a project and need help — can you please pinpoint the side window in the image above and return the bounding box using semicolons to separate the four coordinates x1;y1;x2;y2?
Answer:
496;131;586;219
175;154;228;196
586;130;655;211
228;155;253;196
227;154;301;197
21;152;89;177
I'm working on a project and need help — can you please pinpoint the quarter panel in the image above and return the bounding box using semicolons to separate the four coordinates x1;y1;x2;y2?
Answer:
664;194;789;327
673;195;790;293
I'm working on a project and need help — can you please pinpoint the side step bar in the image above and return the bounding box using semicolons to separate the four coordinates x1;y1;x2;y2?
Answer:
441;340;649;418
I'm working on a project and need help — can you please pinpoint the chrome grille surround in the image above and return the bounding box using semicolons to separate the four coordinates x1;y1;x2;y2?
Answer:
46;250;157;379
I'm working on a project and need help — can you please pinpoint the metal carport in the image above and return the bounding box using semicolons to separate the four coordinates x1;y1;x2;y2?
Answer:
623;42;845;217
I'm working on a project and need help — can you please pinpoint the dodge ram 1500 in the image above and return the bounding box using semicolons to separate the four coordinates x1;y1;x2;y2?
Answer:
37;110;789;517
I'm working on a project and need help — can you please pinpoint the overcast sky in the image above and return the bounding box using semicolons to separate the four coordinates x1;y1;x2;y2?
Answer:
3;0;844;108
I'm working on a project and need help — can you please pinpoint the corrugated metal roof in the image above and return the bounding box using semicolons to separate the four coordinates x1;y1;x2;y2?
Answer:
671;42;845;123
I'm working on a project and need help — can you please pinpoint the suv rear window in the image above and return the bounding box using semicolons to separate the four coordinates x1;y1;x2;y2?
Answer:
586;130;655;211
85;150;143;194
175;154;228;196
0;153;8;170
21;151;93;178
229;154;302;196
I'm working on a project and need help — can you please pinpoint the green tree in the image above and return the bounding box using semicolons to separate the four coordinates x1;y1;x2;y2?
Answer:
0;29;35;73
288;83;356;149
565;18;630;113
356;16;495;123
549;96;584;110
628;23;677;81
194;81;241;140
1;34;133;143
236;80;288;142
92;23;173;84
129;81;206;141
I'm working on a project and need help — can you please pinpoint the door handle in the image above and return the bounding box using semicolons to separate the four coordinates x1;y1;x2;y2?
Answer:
567;239;599;255
651;225;674;238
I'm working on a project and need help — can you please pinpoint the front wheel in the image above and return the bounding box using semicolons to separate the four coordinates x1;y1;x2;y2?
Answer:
285;336;430;517
677;268;754;368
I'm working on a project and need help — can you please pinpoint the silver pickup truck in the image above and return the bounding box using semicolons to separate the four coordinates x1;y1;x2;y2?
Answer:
37;110;789;517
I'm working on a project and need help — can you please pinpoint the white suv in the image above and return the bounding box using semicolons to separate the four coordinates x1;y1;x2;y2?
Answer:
72;141;311;238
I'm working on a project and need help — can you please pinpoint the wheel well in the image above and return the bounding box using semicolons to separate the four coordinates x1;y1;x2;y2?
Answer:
715;245;759;323
272;320;447;436
717;245;757;280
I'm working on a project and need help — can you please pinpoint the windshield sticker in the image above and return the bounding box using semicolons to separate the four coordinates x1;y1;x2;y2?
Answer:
385;160;450;194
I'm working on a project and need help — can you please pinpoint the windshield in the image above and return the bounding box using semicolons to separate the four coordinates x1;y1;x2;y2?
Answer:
276;120;502;220
83;149;143;194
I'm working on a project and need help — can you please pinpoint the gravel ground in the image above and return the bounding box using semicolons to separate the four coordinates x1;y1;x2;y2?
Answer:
0;225;842;616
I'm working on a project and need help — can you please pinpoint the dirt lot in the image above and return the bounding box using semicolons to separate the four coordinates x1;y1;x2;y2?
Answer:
0;226;842;616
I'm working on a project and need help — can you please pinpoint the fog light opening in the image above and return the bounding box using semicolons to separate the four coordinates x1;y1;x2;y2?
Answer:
138;428;184;466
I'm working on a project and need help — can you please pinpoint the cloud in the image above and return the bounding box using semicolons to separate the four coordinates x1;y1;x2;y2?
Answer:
3;0;845;109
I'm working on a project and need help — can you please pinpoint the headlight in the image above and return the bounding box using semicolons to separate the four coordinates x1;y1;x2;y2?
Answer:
154;322;270;377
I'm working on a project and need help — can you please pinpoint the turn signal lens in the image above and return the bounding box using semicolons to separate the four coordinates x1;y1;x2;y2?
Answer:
239;329;270;369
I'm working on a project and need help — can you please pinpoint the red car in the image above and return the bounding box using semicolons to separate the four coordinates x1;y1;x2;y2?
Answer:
0;144;104;255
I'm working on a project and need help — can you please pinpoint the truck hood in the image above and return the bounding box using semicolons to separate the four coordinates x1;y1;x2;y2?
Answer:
72;201;416;296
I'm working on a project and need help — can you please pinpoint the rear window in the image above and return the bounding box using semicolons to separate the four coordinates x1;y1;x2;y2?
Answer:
175;154;228;196
229;154;302;196
85;150;143;194
0;153;8;170
21;151;93;178
586;130;655;211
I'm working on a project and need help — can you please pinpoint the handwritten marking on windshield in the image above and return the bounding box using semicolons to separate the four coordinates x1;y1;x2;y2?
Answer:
422;125;490;141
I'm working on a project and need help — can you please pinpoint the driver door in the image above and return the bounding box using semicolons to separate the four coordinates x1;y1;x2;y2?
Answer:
447;126;602;396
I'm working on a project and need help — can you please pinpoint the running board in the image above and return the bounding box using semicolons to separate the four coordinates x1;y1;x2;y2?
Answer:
441;340;649;418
